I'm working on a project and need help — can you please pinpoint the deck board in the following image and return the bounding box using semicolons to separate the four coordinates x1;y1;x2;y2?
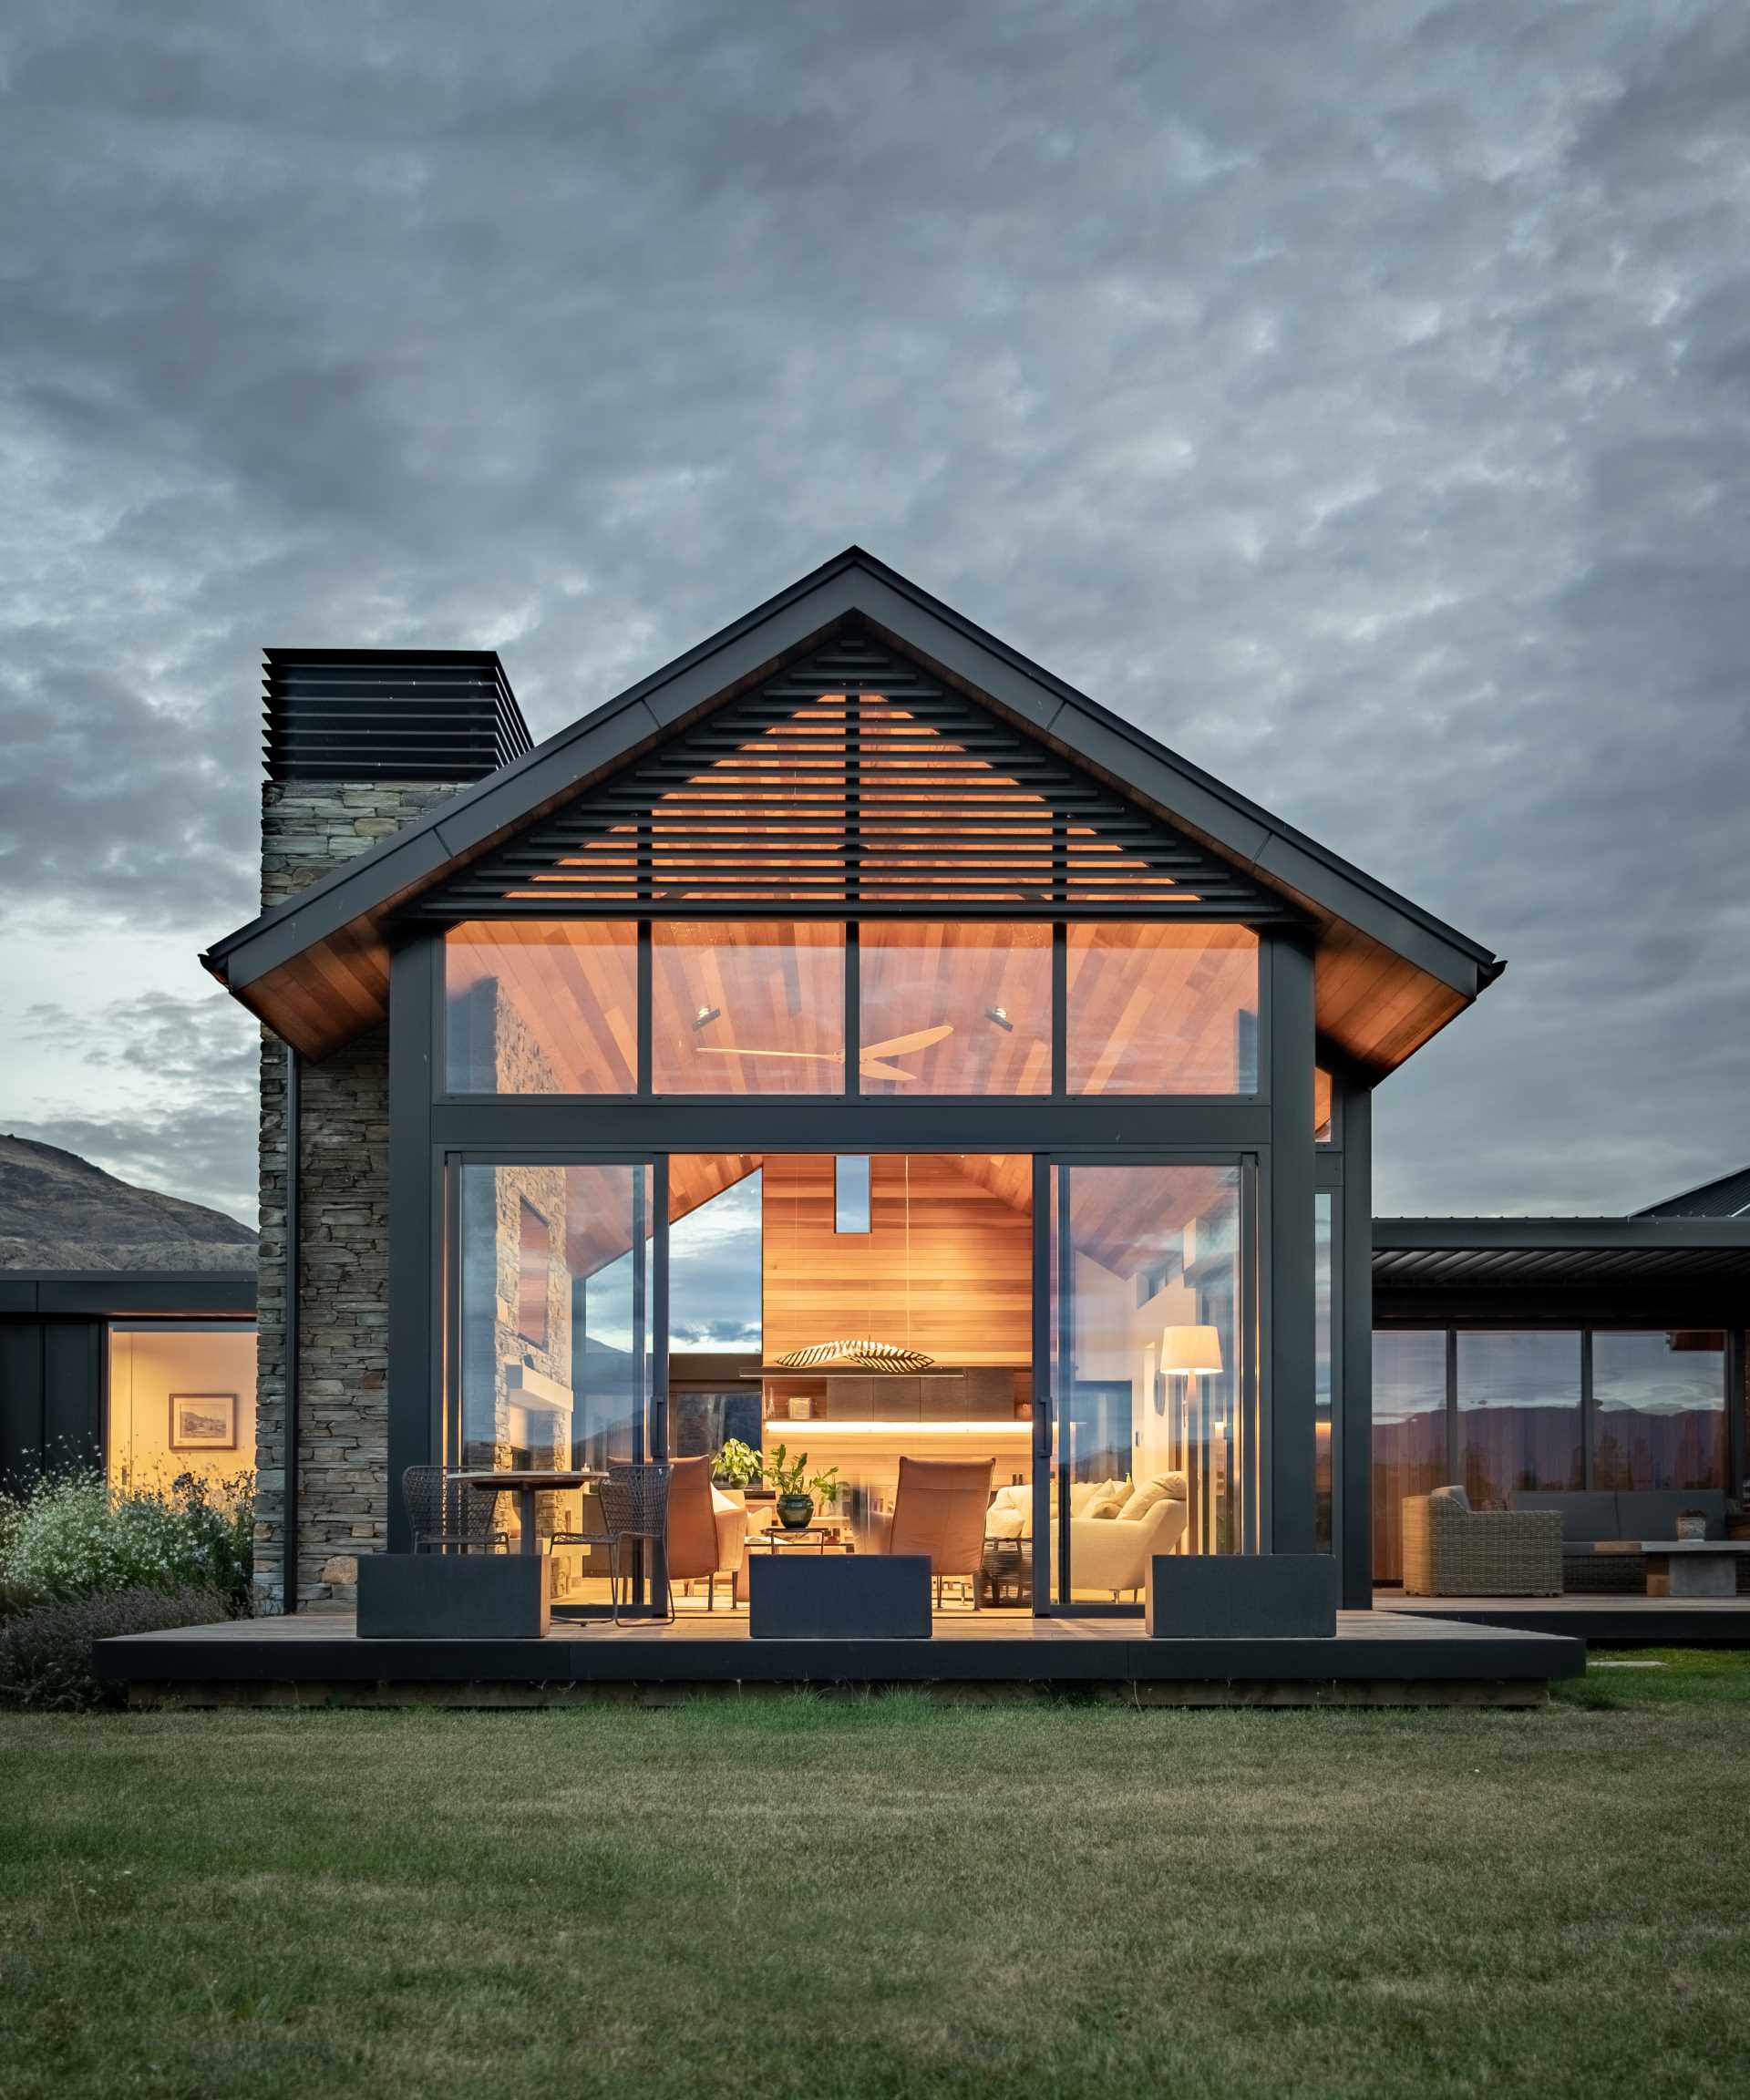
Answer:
92;1606;1583;1704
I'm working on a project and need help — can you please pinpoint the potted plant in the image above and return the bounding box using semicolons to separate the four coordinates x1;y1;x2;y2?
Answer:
762;1442;839;1530
1676;1508;1709;1542
712;1438;763;1495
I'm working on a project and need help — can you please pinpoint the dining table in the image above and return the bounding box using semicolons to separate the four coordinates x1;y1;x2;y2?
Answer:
451;1468;606;1556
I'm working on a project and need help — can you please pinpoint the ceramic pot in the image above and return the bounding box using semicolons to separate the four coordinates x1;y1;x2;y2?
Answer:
1676;1515;1708;1542
777;1493;815;1530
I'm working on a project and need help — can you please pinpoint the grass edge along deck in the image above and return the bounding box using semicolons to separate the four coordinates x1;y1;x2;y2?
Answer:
93;1609;1583;1707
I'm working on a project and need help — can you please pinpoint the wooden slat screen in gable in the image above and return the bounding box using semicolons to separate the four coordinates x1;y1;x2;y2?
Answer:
420;631;1281;919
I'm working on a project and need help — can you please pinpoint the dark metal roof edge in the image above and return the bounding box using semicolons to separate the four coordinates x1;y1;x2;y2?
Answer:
0;1268;257;1317
204;547;1504;997
1374;1216;1750;1251
1630;1162;1750;1220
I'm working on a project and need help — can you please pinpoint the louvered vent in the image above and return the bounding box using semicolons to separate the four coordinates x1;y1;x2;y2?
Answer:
420;630;1277;917
263;649;532;784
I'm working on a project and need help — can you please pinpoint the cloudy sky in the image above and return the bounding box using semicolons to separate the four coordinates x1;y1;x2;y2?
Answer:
2;0;1746;1227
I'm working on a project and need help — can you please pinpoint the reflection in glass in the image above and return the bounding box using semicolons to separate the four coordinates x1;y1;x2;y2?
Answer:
1457;1331;1582;1507
653;921;845;1095
445;922;636;1094
1050;1163;1247;1603
458;1163;652;1570
1372;1330;1446;1583
1066;924;1259;1094
1592;1331;1726;1491
859;922;1051;1094
1315;1065;1333;1142
1315;1193;1334;1555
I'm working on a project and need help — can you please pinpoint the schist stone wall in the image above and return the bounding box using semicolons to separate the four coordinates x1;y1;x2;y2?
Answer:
254;781;462;1611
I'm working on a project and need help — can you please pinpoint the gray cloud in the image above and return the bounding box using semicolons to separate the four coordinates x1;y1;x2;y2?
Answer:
1;0;1747;1216
14;990;258;1223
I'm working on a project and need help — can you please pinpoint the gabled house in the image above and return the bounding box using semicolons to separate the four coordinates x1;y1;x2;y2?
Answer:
202;548;1505;1626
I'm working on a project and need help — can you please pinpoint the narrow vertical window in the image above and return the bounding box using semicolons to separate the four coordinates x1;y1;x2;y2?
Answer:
517;1199;552;1348
834;1156;871;1234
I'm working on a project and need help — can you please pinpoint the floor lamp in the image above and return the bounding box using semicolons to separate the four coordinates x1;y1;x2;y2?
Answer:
1161;1325;1224;1553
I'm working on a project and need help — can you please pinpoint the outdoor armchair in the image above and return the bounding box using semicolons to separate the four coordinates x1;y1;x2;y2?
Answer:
1401;1485;1561;1597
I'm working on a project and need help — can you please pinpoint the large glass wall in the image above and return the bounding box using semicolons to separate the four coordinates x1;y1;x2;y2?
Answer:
1314;1192;1334;1555
1065;924;1258;1095
107;1324;258;1496
1456;1332;1582;1504
1592;1331;1727;1491
859;922;1051;1094
1373;1323;1734;1582
1050;1162;1248;1601
1371;1330;1446;1584
446;922;637;1093
445;919;1265;1100
457;1162;652;1562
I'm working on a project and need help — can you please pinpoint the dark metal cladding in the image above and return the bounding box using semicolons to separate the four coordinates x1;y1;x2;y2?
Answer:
263;648;533;784
417;628;1287;920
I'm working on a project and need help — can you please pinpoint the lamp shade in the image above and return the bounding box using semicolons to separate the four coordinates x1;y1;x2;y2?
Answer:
1160;1323;1223;1376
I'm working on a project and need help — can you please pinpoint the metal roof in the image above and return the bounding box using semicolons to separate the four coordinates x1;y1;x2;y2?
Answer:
1632;1163;1750;1220
1372;1216;1750;1293
201;547;1505;1070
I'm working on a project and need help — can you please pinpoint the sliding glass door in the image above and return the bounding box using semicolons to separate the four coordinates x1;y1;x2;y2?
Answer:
452;1158;661;1565
1035;1158;1256;1610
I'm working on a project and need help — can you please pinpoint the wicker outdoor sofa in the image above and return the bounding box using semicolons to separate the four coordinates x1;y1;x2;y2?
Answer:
1400;1485;1563;1597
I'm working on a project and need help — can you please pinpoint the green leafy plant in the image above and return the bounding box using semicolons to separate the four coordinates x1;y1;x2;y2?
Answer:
712;1438;764;1489
761;1442;839;1507
0;1467;255;1615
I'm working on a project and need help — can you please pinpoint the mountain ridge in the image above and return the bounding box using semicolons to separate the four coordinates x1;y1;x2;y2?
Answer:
0;1133;256;1271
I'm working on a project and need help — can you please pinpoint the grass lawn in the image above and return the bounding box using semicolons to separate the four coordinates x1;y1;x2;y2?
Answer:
2;1656;1748;2098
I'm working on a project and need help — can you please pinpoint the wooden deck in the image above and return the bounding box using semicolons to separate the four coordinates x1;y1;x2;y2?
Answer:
1381;1592;1750;1646
93;1607;1584;1707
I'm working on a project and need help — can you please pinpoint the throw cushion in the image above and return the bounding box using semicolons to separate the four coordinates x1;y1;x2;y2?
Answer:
1120;1472;1188;1523
1429;1484;1471;1512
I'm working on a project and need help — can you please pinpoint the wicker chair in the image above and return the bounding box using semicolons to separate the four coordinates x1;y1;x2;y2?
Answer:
402;1467;508;1555
551;1462;674;1624
1401;1486;1561;1597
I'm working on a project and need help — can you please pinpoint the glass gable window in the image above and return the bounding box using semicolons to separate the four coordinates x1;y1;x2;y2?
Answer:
1066;924;1259;1095
1457;1332;1582;1505
446;922;636;1094
1592;1331;1727;1492
859;922;1051;1095
653;921;845;1095
1372;1330;1446;1584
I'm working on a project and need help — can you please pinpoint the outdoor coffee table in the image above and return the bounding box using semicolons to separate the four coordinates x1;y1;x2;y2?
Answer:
1639;1540;1750;1599
746;1523;850;1554
452;1469;606;1557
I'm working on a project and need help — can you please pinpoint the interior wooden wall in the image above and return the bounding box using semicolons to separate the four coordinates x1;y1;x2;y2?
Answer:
762;1153;1032;1366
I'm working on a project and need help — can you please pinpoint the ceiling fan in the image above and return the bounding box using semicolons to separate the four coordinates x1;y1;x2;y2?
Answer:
697;1022;953;1086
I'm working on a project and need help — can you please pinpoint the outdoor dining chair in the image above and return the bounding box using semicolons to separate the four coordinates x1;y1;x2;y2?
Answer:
551;1462;674;1624
401;1465;508;1556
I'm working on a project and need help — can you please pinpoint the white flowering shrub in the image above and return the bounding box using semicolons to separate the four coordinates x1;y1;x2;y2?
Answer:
0;1467;254;1614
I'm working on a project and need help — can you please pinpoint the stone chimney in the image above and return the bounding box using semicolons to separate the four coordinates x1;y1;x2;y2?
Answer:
253;651;530;1610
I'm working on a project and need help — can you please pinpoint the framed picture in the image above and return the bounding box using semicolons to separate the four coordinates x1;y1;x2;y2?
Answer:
170;1393;237;1451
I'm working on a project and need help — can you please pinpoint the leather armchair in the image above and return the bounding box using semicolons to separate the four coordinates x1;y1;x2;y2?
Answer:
666;1456;749;1610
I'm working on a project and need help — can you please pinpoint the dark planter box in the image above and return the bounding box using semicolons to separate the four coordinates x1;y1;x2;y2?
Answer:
749;1554;932;1640
357;1552;551;1641
1145;1555;1337;1640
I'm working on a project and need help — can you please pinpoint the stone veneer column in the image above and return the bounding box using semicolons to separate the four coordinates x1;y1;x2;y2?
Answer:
253;781;462;1611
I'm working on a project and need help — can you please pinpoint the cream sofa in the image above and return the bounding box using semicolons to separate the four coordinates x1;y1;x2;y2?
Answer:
987;1474;1189;1599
